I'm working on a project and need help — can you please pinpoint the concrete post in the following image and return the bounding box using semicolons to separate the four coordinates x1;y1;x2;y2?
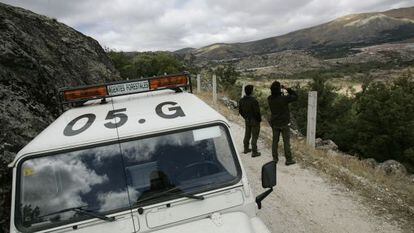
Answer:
197;74;201;93
306;91;317;148
212;74;217;104
241;82;246;97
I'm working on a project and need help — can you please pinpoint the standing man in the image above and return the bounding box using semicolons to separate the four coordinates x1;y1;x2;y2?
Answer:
239;85;261;157
268;81;298;165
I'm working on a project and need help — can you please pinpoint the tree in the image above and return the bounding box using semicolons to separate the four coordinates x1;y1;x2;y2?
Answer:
107;51;135;79
133;53;183;77
290;76;350;139
214;64;239;89
353;75;414;169
108;51;185;79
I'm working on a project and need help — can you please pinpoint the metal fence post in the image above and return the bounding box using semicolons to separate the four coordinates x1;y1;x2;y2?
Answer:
306;91;317;148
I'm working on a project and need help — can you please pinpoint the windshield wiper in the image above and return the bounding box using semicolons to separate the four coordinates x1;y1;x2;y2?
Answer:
174;191;204;200
39;205;115;222
135;186;205;206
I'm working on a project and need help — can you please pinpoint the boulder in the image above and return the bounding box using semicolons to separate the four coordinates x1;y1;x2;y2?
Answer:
363;158;378;169
290;128;301;137
316;138;338;151
219;96;238;109
409;174;414;184
315;138;323;146
327;149;340;157
378;160;407;176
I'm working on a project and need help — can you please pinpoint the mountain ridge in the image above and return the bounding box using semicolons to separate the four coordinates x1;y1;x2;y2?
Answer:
184;6;414;60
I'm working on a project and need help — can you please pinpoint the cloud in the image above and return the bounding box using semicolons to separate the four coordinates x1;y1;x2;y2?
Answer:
1;0;413;51
21;156;108;219
98;186;139;212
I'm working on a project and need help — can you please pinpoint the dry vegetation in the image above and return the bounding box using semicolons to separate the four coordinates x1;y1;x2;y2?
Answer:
292;141;414;232
196;91;414;233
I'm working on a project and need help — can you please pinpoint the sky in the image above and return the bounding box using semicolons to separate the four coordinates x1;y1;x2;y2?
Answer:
1;0;413;51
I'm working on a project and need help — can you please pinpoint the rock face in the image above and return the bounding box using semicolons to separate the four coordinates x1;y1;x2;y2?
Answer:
0;3;120;232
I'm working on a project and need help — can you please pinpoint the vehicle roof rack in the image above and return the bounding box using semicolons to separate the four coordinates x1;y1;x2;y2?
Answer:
58;72;192;108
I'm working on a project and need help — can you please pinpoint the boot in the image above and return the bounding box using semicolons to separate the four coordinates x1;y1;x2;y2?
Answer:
243;148;252;154
285;160;296;166
272;155;279;164
252;151;261;157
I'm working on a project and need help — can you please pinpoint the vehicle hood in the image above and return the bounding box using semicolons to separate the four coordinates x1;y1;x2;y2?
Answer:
153;212;266;233
24;212;269;233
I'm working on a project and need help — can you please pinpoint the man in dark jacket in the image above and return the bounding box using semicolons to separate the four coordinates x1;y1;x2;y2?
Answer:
268;81;298;165
239;85;261;157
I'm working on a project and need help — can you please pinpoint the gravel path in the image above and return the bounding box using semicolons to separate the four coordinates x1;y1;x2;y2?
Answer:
229;122;401;233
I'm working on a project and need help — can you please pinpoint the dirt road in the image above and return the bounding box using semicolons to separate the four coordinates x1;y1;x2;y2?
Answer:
229;122;401;233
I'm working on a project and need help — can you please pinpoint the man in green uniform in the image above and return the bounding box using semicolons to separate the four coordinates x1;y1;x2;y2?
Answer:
239;85;261;157
268;81;298;165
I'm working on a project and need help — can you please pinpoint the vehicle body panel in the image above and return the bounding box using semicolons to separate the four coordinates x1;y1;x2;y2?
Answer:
9;89;270;233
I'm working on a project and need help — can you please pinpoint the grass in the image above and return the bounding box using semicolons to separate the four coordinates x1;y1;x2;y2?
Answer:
196;90;414;233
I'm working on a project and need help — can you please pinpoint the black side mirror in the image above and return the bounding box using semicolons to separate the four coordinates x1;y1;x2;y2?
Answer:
256;161;277;209
262;161;277;188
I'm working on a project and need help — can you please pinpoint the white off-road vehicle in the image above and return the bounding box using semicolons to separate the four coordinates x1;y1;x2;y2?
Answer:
9;73;276;233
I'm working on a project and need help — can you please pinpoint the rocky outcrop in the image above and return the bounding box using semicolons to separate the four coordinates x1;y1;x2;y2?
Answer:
0;3;120;232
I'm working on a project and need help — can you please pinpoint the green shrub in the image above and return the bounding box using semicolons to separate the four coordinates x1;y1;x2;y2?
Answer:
289;73;414;172
353;75;414;169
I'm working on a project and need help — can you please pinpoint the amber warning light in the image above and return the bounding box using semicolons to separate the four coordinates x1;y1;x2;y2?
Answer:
150;75;188;90
60;74;190;104
63;86;107;103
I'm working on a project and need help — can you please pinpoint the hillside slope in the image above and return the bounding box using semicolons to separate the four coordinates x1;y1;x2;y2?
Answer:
0;3;120;232
191;7;414;60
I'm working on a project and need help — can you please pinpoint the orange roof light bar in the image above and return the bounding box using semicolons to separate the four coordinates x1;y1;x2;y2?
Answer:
59;73;191;105
150;75;188;90
63;86;108;103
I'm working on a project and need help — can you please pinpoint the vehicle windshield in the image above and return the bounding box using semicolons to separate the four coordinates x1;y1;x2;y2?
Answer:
16;125;240;231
